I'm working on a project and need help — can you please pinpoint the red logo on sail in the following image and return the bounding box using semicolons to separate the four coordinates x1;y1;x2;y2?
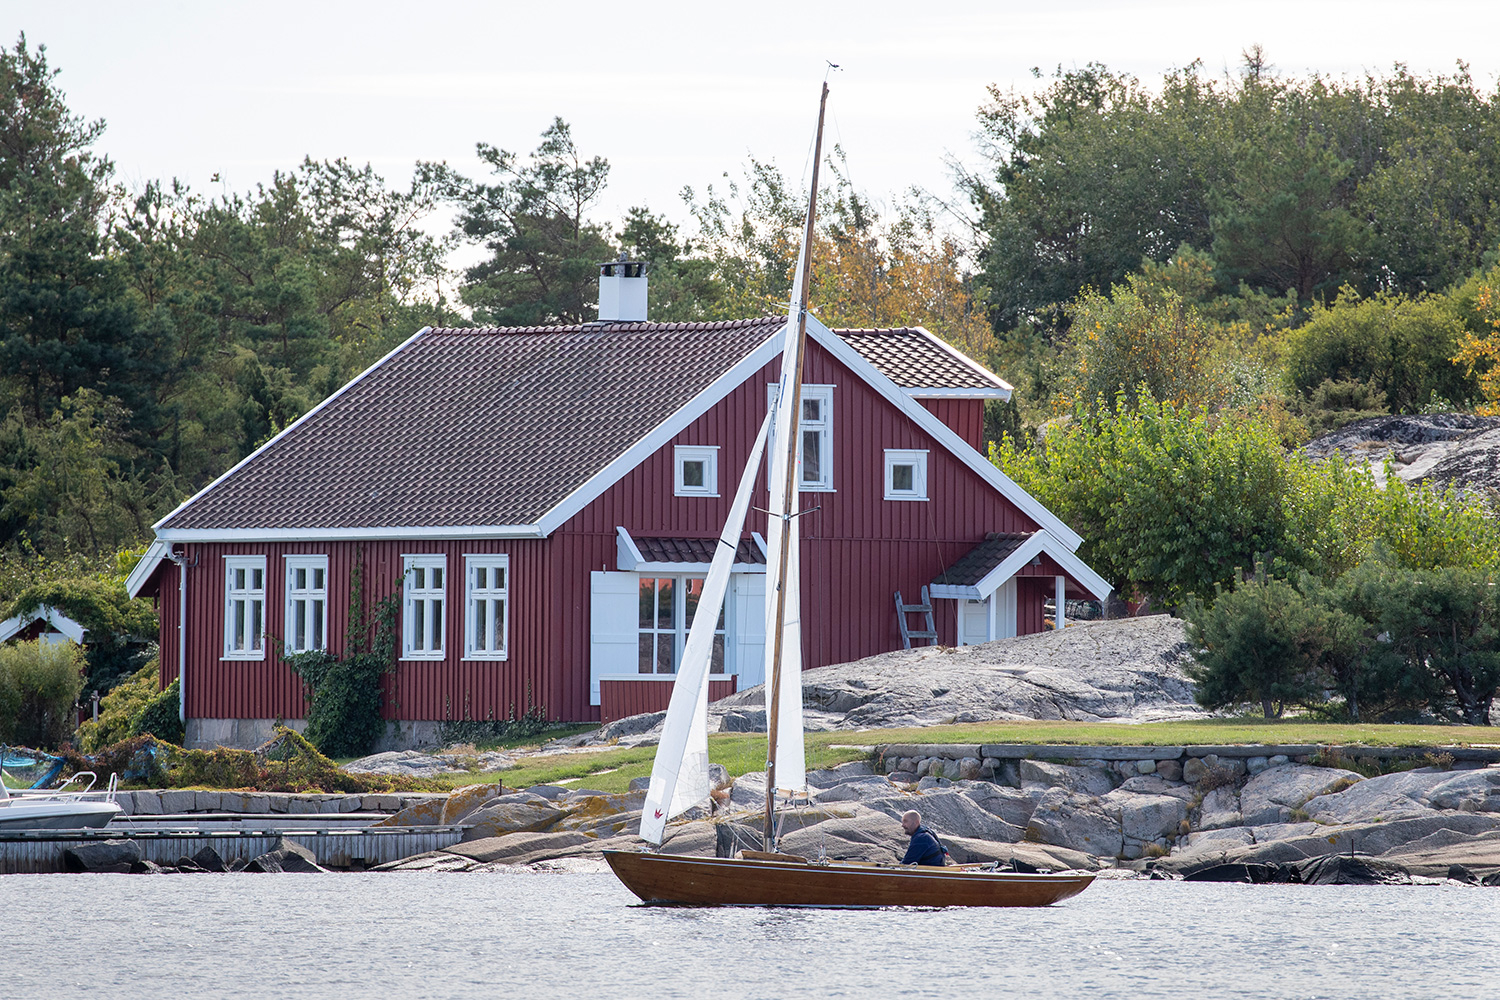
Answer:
654;809;663;818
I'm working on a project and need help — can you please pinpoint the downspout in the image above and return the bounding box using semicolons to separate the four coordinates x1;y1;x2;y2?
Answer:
165;546;198;726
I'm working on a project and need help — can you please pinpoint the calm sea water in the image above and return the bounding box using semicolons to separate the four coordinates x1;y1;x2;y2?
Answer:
1;870;1496;999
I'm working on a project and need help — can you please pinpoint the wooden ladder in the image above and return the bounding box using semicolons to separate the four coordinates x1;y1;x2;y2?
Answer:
895;586;938;649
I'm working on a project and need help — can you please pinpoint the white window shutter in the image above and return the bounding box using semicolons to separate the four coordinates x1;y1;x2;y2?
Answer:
731;574;766;689
589;571;639;705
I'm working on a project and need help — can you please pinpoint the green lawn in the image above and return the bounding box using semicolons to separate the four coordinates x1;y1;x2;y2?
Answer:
413;718;1498;795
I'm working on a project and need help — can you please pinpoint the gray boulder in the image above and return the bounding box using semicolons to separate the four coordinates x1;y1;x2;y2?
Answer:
813;776;900;803
1108;791;1187;843
460;801;567;841
806;760;875;787
1019;759;1116;796
1240;764;1362;825
777;806;906;863
191;846;227;873
718;709;766;733
1195;786;1243;830
891;788;1023;843
962;783;1042;828
1026;787;1123;858
446;832;594;864
1425;768;1500;812
246;836;325;873
62;839;143;873
1301;769;1453;824
1115;775;1194;801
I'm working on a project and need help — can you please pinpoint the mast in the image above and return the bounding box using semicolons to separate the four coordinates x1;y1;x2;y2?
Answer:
764;81;829;851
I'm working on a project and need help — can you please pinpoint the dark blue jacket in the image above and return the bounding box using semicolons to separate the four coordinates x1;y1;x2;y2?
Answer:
903;825;947;866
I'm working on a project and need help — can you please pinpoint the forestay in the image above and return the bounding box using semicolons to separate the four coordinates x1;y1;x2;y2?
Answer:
639;414;772;845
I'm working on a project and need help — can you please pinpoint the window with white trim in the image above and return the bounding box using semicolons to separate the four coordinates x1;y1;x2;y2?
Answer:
884;449;929;501
464;555;509;660
284;555;328;654
637;576;725;675
674;445;719;497
223;556;266;659
768;383;834;490
402;555;447;659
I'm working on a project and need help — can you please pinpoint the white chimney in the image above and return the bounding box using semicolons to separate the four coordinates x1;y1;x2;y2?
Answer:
598;253;648;322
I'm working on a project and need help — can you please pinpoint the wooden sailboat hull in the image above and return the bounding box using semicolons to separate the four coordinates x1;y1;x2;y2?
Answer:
604;851;1095;908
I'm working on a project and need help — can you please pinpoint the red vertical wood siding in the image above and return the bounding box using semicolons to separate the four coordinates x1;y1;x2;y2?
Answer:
918;398;985;452
600;678;738;725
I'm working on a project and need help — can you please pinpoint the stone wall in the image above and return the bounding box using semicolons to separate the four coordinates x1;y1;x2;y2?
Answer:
111;789;448;816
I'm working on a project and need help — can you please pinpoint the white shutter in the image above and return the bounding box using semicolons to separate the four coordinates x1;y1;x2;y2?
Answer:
589;571;639;705
731;573;766;689
960;599;991;646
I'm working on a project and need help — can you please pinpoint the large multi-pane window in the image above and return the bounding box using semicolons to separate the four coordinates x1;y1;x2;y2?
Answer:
284;555;328;654
464;555;509;660
223;556;266;659
402;555;447;659
637;576;725;675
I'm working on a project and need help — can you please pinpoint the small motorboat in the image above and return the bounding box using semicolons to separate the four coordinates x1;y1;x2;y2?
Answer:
0;766;122;831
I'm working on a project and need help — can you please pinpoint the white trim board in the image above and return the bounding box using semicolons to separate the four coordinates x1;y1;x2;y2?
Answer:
125;539;173;599
907;326;1014;397
154;524;546;543
928;530;1112;602
0;606;87;644
805;317;1084;551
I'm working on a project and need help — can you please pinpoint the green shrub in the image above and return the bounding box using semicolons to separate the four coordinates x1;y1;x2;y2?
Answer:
75;659;160;752
0;640;86;748
130;677;183;745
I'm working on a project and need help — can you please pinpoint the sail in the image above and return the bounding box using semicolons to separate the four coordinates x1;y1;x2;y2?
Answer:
639;415;771;845
761;243;812;795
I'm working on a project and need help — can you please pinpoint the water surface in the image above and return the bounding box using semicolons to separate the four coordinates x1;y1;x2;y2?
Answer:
2;871;1495;999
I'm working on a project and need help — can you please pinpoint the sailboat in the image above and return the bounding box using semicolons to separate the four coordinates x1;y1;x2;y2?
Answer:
604;83;1094;908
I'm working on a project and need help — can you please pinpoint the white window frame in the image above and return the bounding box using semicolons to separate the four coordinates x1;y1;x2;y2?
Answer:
768;383;835;491
636;574;726;676
402;554;447;660
674;445;719;497
464;554;510;661
283;555;329;655
884;449;929;501
223;555;266;660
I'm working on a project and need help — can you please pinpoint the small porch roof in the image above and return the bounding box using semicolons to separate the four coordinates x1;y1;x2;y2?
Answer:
616;527;768;574
0;605;87;644
930;531;1111;602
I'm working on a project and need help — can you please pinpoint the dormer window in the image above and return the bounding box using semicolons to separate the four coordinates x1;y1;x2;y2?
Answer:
674;446;719;497
884;449;928;501
768;383;835;491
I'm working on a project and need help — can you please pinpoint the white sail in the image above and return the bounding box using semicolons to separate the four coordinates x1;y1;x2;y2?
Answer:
639;414;771;845
761;237;812;795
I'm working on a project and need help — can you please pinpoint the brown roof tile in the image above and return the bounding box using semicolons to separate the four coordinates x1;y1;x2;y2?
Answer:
836;328;1009;391
933;532;1035;588
635;536;765;565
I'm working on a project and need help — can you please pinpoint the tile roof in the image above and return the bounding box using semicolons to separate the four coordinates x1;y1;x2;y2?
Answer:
162;319;783;531
932;532;1035;588
634;537;765;565
160;318;1013;533
836;328;1010;391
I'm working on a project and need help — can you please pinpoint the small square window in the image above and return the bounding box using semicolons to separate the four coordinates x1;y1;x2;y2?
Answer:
884;449;929;501
674;445;719;497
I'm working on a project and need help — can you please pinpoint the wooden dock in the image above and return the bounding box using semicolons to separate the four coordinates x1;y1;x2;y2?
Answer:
0;823;465;873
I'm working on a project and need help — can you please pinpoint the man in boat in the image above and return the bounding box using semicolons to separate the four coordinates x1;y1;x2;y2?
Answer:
900;810;949;866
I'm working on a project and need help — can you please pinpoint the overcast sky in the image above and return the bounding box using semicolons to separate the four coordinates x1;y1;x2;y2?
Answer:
8;1;1500;234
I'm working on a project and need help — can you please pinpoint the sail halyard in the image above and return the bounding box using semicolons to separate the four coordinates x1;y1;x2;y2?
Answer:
639;414;772;846
763;80;830;850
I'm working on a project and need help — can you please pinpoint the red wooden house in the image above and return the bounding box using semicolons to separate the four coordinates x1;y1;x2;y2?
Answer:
127;266;1110;749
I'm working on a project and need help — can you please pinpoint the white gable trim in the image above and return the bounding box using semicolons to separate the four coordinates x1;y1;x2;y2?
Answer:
126;540;172;599
904;387;1012;399
805;317;1084;550
929;530;1111;602
151;326;434;533
535;330;788;535
614;526;767;574
0;606;87;644
908;326;1014;397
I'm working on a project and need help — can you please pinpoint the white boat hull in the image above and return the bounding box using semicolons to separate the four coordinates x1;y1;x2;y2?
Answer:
0;800;121;831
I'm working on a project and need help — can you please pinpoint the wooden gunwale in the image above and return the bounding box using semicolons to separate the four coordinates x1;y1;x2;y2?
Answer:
603;850;1094;908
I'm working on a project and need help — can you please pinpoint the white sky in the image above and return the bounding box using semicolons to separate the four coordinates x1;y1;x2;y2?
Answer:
7;0;1500;236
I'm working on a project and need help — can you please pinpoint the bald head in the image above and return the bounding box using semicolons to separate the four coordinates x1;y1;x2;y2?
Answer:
901;810;921;835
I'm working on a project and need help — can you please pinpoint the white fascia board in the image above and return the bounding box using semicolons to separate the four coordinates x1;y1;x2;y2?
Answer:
535;327;788;536
0;606;87;643
751;531;768;559
969;531;1112;602
904;388;1012;400
125;540;173;599
615;526;645;571
807;317;1083;550
928;584;981;601
154;524;545;543
631;561;767;574
152;326;434;533
908;326;1015;395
